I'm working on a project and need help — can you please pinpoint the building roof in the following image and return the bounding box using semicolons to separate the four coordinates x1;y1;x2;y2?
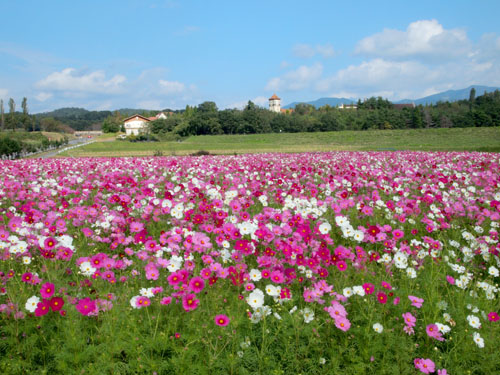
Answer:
269;93;281;100
123;114;151;123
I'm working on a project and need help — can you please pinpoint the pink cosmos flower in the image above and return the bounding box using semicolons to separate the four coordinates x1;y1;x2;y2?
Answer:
167;272;181;285
446;275;455;285
409;295;424;308
402;312;416;327
414;358;435;374
135;296;151;308
75;297;97;316
437;369;448;375
326;302;347;319
189;277;205;293
145;267;159;281
403;325;415;335
488;312;499;322
334;316;351;331
35;299;50;317
161;297;172;305
376;292;387;304
214;314;230;327
40;282;55;299
426;324;444;341
21;272;33;283
270;270;284;283
182;293;199;311
44;237;57;249
381;281;392;290
362;283;374;295
336;260;347;272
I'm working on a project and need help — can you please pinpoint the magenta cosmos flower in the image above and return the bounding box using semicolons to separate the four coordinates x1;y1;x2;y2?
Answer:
214;314;230;327
362;283;374;295
75;297;97;316
40;282;55;299
182;293;199;311
488;312;499;322
49;297;65;312
189;276;205;293
376;292;387;304
35;299;50;317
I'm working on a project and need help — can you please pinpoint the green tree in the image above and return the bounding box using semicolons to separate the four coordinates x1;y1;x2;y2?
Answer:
469;87;476;111
101;116;121;133
0;99;4;131
8;98;15;130
21;97;30;131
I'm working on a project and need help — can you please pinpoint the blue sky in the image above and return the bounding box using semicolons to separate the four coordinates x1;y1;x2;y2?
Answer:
1;0;499;112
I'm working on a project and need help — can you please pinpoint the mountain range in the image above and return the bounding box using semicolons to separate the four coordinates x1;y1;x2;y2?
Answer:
283;85;500;109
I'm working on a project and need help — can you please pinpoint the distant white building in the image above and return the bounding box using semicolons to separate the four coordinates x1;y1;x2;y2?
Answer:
123;112;170;136
269;94;281;113
338;103;357;109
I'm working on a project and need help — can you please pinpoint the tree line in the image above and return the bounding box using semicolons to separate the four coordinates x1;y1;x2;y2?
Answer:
143;89;500;137
2;89;499;136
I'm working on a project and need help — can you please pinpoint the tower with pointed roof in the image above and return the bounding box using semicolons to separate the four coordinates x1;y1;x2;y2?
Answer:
269;93;281;113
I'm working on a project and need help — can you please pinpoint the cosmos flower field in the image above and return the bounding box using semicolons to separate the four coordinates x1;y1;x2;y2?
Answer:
1;152;499;374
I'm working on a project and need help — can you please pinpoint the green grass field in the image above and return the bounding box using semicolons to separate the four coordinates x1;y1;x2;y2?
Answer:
58;127;500;157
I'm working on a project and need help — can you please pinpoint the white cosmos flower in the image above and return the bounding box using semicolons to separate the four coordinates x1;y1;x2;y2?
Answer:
473;332;484;348
373;323;384;333
488;266;499;277
265;284;279;297
25;296;40;313
249;269;262;282
247;289;265;309
301;307;314;323
318;222;331;234
79;261;96;276
467;315;481;329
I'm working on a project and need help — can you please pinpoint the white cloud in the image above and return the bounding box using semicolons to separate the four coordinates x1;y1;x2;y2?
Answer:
316;57;500;101
158;80;186;95
0;88;8;99
355;19;470;61
292;43;335;58
266;63;323;91
158;80;197;98
35;92;53;102
36;68;126;94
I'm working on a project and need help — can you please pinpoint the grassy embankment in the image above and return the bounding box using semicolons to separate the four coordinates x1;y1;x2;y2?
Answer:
57;127;500;157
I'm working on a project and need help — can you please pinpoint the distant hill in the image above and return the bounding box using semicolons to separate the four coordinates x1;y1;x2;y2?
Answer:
283;85;500;109
395;85;500;105
283;97;356;109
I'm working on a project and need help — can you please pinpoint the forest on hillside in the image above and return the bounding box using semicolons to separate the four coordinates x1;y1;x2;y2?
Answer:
0;89;499;135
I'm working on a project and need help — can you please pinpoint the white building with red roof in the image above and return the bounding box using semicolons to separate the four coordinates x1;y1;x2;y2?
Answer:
269;93;281;113
123;112;170;135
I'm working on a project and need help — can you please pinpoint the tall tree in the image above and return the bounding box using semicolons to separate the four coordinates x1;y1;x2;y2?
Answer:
21;97;30;130
21;97;28;115
8;98;15;131
0;99;4;131
469;87;476;111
